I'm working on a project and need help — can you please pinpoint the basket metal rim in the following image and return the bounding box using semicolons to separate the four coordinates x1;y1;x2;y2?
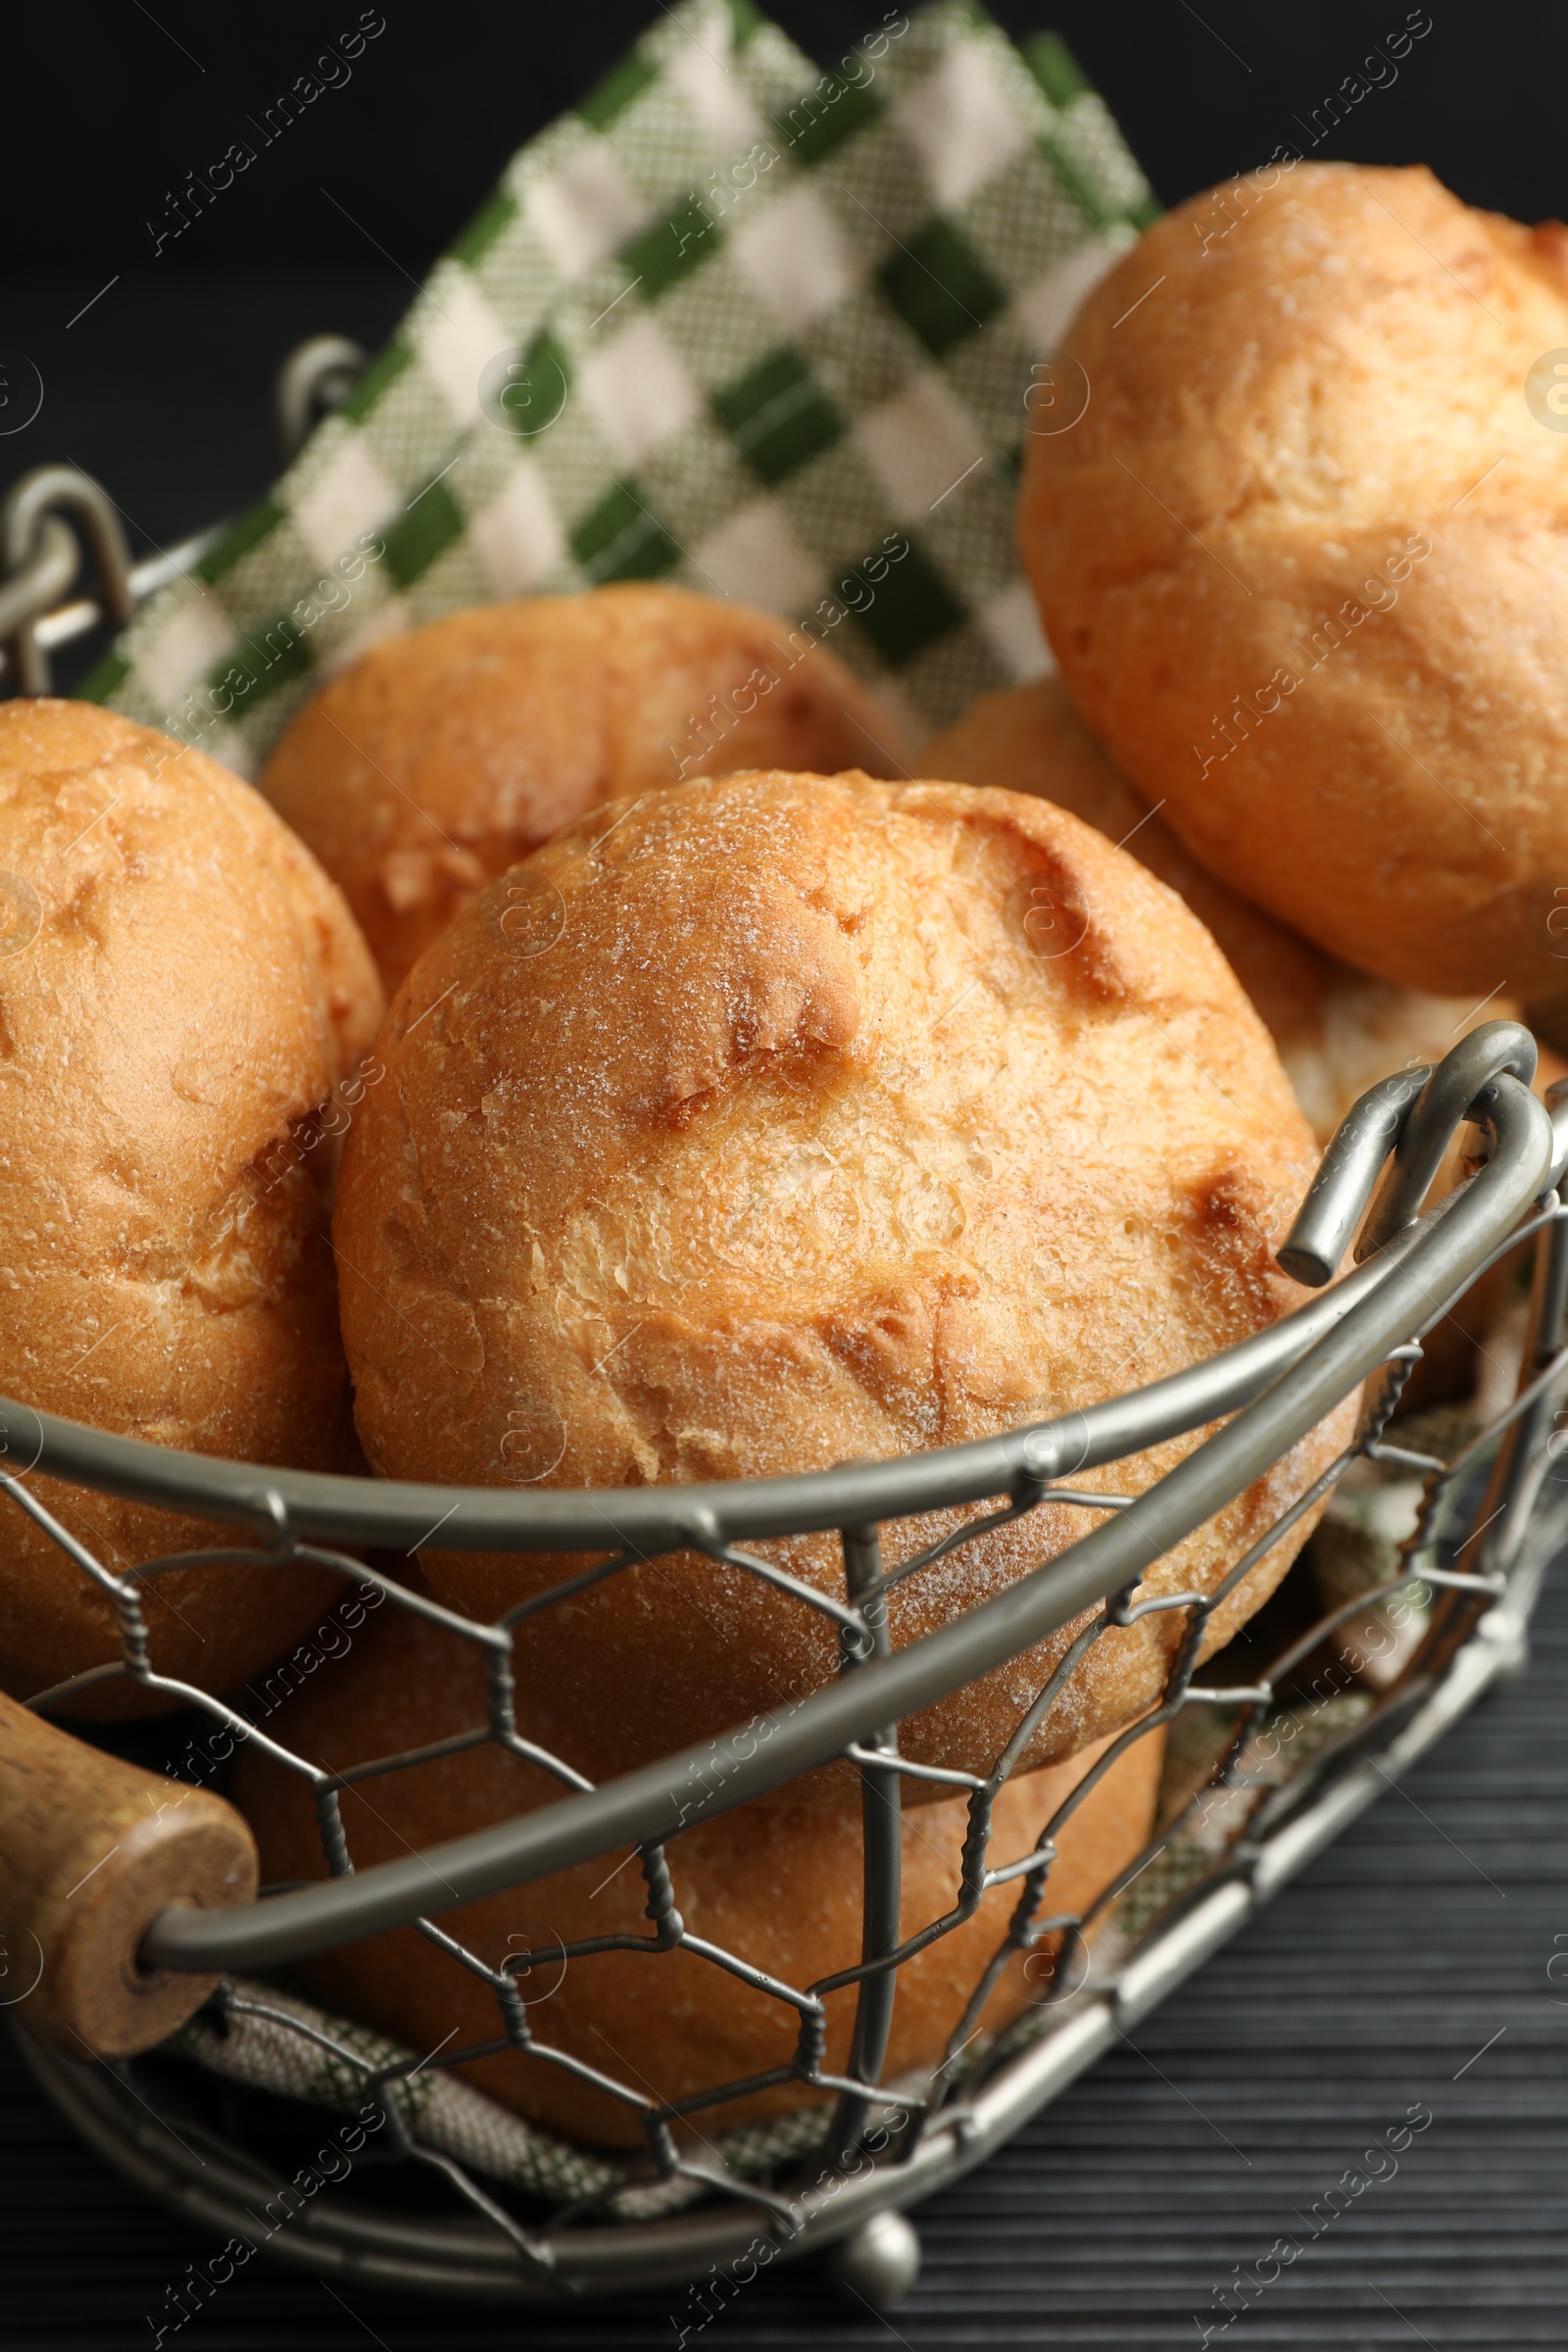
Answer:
6;1030;1551;1559
0;1234;1434;1553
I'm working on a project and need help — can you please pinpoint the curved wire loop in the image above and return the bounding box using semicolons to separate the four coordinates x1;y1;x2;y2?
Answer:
0;463;134;693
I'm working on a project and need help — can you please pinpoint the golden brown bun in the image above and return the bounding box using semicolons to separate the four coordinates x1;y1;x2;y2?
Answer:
334;766;1353;1794
261;585;914;994
1018;162;1568;997
922;677;1544;1143
235;1596;1164;2147
0;701;383;1714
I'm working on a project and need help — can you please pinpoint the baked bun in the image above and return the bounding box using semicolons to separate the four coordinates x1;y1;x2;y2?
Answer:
334;766;1353;1793
235;1595;1165;2147
0;701;382;1714
922;676;1542;1143
1018;162;1568;997
261;584;913;994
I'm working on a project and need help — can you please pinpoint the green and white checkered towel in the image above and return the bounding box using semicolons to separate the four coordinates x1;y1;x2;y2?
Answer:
81;0;1154;771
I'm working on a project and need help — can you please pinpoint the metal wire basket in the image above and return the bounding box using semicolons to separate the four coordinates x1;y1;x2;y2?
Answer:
0;1005;1563;2308
2;388;1567;2309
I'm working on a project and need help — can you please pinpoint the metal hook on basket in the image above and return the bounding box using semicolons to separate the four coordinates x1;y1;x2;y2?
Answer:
1277;1021;1540;1288
272;334;368;465
1276;1064;1433;1287
1542;1075;1568;1198
0;517;77;682
0;465;134;697
1354;1019;1538;1261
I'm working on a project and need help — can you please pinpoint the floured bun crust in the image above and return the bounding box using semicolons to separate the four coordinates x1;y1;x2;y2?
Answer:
1019;162;1568;997
261;583;913;994
336;766;1352;1793
923;676;1543;1143
0;701;383;1714
236;1594;1165;2147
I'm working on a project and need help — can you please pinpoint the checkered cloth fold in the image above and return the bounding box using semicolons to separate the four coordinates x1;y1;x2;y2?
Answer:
81;0;1155;768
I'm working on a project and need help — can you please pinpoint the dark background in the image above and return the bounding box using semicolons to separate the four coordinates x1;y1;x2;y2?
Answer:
7;4;1568;2345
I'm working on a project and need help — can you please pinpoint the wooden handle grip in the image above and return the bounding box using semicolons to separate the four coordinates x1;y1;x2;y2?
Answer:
0;1688;257;2059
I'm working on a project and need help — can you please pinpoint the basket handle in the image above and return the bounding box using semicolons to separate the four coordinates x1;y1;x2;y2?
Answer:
0;1689;256;2059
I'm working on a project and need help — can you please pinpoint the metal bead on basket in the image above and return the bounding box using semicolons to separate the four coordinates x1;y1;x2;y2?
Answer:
3;1018;1566;2305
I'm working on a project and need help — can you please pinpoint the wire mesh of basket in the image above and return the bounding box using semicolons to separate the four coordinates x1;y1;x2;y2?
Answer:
5;1019;1568;2304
